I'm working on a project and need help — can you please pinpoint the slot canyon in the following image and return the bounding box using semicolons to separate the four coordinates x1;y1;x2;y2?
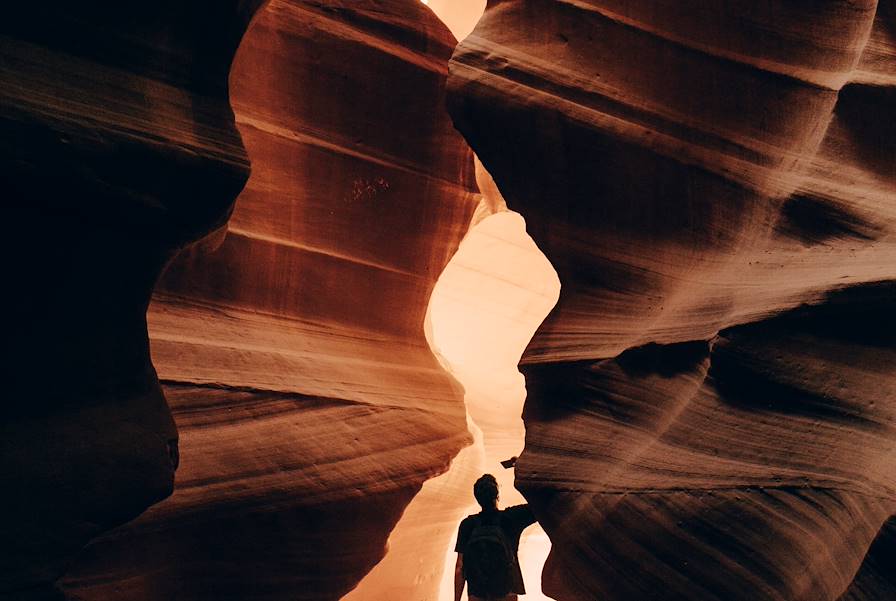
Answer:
1;1;894;601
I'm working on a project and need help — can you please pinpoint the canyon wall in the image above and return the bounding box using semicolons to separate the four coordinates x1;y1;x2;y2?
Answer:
840;515;896;600
448;1;896;600
3;1;478;599
1;2;264;598
5;0;895;599
56;2;478;600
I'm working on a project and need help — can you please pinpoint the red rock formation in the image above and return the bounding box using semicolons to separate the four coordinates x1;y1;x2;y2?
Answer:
448;1;896;599
1;3;263;598
56;1;478;600
7;0;894;598
840;516;896;600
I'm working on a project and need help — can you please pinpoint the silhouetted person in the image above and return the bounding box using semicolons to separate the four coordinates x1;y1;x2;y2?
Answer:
454;464;536;601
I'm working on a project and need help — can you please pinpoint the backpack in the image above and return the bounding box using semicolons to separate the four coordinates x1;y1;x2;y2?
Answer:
463;515;513;597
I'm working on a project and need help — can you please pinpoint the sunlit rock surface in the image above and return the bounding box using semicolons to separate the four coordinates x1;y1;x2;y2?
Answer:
1;3;263;598
449;1;896;599
53;1;477;600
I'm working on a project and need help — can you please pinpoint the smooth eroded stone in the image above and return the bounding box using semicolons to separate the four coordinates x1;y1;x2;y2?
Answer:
59;1;479;599
1;2;263;597
449;1;895;599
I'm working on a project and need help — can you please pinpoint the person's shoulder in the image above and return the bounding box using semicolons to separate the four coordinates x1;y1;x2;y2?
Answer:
459;513;480;528
502;504;535;524
456;512;481;552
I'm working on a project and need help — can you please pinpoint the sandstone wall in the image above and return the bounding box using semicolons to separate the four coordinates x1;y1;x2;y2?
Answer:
1;3;264;598
5;1;895;599
448;1;896;599
56;2;478;600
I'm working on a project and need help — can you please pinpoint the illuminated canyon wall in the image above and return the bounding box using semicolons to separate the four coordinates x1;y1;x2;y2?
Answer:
448;1;896;600
3;1;478;600
59;2;479;600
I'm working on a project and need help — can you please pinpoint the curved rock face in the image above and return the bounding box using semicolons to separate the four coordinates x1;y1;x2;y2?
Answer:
449;1;896;599
840;515;896;601
522;283;896;600
1;2;263;598
8;0;893;598
57;1;478;600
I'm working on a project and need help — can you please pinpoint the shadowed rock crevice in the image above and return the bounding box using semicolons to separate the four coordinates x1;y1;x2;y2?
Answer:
522;340;710;425
839;515;896;601
719;281;896;348
1;3;266;598
710;282;896;431
775;194;881;245
834;83;896;179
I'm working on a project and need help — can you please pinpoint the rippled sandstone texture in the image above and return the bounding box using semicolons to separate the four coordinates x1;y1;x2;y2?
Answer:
54;1;478;600
1;2;264;599
840;515;896;600
448;1;896;600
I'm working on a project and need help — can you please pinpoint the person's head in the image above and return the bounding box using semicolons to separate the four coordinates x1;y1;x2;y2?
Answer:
473;473;499;510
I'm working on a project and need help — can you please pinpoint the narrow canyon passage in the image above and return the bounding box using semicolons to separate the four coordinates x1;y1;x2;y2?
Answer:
427;167;560;601
343;162;560;600
343;4;561;598
428;205;560;601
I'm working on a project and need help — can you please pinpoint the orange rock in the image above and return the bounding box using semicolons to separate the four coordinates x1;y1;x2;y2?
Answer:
449;1;896;599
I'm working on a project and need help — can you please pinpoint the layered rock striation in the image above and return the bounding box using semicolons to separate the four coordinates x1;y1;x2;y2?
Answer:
1;2;264;598
840;515;896;600
449;1;896;599
6;0;895;599
58;1;478;600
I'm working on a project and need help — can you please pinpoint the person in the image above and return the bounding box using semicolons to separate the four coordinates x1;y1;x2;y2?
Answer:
454;465;536;601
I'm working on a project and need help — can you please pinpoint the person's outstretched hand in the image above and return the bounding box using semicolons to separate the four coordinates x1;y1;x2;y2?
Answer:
500;456;518;468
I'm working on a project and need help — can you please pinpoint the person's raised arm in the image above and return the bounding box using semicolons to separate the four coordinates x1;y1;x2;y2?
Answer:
507;503;537;529
454;553;465;601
